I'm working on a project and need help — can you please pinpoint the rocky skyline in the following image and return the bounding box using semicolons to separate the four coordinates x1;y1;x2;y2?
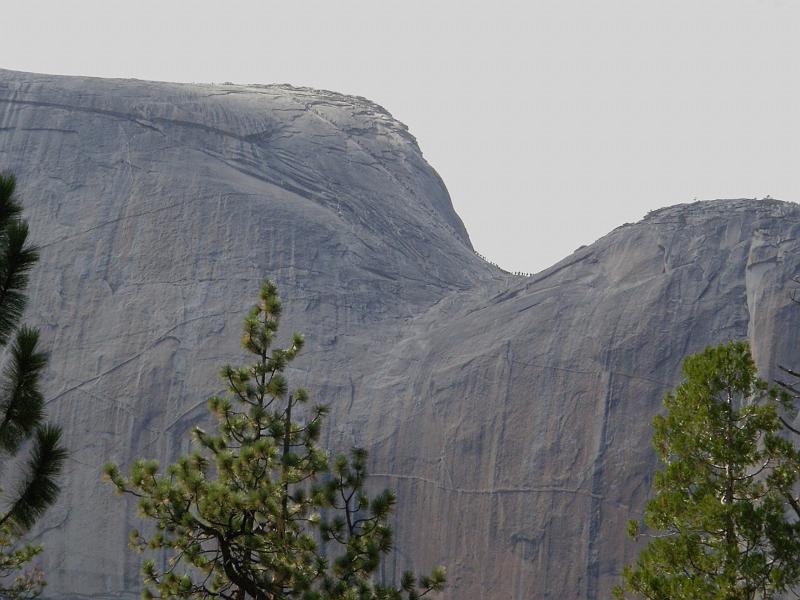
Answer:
0;69;798;598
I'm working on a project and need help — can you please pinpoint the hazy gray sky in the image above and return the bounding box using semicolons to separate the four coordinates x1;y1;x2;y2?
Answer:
2;0;798;273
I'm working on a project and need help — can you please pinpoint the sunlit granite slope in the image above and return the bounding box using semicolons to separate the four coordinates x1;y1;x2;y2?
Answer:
1;69;799;599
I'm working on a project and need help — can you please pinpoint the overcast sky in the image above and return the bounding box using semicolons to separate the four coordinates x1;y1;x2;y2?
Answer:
2;0;798;273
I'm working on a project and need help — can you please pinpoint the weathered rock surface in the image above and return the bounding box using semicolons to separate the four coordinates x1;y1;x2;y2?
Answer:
0;68;799;599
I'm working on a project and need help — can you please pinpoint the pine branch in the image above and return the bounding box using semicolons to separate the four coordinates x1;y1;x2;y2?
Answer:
0;327;46;453
0;220;39;347
0;175;23;232
0;424;67;531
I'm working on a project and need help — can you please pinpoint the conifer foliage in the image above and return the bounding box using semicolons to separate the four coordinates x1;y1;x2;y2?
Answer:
0;174;67;597
615;341;800;600
105;280;445;599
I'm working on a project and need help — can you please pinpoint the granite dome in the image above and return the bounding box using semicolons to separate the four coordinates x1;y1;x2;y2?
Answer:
0;69;798;599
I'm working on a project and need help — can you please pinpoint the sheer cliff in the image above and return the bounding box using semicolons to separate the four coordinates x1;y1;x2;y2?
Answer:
0;69;798;599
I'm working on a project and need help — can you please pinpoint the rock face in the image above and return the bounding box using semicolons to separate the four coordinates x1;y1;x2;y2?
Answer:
0;69;799;599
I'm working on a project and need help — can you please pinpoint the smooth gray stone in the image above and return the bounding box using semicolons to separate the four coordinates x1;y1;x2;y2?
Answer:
0;68;798;599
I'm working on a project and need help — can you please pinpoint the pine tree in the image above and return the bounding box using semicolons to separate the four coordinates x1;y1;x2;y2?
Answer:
0;174;67;597
105;280;445;599
615;341;800;600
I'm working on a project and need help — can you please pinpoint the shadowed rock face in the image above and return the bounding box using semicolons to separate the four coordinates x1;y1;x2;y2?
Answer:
0;69;799;599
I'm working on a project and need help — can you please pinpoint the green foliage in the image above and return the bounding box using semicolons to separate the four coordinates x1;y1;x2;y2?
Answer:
0;175;38;348
0;174;67;597
0;526;45;599
106;280;445;599
615;341;800;600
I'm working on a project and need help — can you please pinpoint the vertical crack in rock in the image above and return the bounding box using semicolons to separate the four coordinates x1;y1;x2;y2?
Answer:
585;367;613;600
